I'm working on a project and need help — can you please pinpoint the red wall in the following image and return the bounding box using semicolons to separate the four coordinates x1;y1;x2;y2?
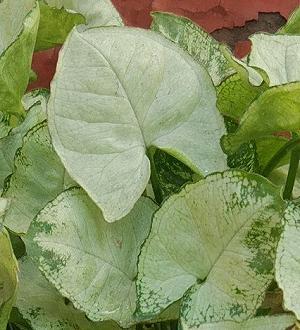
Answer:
29;0;299;90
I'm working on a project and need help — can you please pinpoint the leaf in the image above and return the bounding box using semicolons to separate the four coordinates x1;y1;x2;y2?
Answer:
222;82;300;153
35;0;85;51
217;73;266;121
180;314;296;330
278;7;300;35
151;12;234;86
26;189;157;327
0;0;39;117
0;229;18;330
248;33;300;87
16;257;128;330
276;203;300;319
2;122;75;234
137;171;284;327
48;26;227;222
0;90;47;192
44;0;123;27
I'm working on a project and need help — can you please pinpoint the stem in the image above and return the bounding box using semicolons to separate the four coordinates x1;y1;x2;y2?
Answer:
262;137;300;177
147;148;163;204
283;148;300;200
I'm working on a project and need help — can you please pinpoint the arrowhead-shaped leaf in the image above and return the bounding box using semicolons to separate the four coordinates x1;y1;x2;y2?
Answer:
26;190;157;327
48;27;227;222
137;171;284;327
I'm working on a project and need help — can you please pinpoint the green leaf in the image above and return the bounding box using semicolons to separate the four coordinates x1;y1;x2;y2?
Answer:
276;203;300;319
151;12;234;86
16;257;127;330
217;73;267;121
278;7;300;35
0;228;18;330
44;0;123;28
0;0;39;118
2;122;75;234
48;27;227;222
180;314;296;330
0;90;47;192
26;190;157;327
222;83;300;153
248;33;300;87
137;171;284;327
35;0;85;51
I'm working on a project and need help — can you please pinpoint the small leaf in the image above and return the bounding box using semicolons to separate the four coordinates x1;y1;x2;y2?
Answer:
16;257;127;330
276;203;300;319
137;171;284;327
151;12;234;86
3;122;75;234
48;27;227;222
0;90;47;191
0;229;18;329
248;33;300;87
222;83;300;153
180;314;296;330
0;0;39;117
278;7;300;35
26;190;157;327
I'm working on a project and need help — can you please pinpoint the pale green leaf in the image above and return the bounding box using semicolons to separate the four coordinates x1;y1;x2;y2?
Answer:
44;0;123;28
151;12;234;86
3;122;75;234
48;27;227;222
0;229;18;330
35;0;85;51
278;7;300;35
137;171;284;327
180;314;296;330
276;203;300;319
0;198;9;225
248;33;300;87
0;90;47;191
222;82;300;153
0;1;40;117
26;190;157;327
16;257;127;330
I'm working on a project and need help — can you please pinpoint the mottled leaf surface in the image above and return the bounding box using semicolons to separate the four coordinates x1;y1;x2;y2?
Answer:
0;1;39;117
151;12;234;86
137;171;284;327
249;33;300;86
0;229;18;329
26;190;157;327
3;123;75;234
181;314;296;330
48;27;227;222
222;83;300;153
16;257;126;330
276;203;300;319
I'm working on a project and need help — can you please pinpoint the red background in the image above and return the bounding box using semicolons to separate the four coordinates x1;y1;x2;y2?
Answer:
29;0;300;90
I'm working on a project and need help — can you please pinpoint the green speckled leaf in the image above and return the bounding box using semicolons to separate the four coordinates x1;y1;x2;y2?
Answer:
0;0;39;118
26;190;157;327
48;27;227;222
44;0;123;27
180;314;296;329
222;83;300;153
248;33;300;87
3;122;75;234
276;203;300;319
0;229;18;329
0;90;47;192
16;257;127;330
151;12;234;86
137;171;284;327
35;0;85;51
